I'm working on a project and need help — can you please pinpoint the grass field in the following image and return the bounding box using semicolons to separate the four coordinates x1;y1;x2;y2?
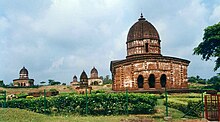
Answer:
0;108;146;122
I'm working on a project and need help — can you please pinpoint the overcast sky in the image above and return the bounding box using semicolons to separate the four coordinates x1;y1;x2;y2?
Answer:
0;0;220;84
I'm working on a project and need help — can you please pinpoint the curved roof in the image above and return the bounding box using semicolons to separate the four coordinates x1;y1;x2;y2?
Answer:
91;67;98;74
127;13;160;42
80;70;88;79
19;67;28;75
73;75;77;79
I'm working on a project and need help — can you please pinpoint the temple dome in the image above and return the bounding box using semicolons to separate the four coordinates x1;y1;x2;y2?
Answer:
80;70;88;79
73;75;77;79
90;67;98;79
19;67;29;79
19;67;28;75
127;13;160;42
91;67;98;74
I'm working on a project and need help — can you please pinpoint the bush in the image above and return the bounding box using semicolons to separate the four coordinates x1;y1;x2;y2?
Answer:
17;93;28;99
169;93;201;98
164;98;202;117
49;89;58;92
0;96;5;100
1;93;157;115
92;90;106;94
26;96;34;99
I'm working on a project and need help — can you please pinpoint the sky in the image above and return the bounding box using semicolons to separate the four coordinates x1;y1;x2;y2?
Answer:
0;0;220;85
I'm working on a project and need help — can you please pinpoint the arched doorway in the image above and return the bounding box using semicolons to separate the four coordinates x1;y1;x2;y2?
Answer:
94;81;98;85
137;75;144;88
148;74;155;88
160;74;167;88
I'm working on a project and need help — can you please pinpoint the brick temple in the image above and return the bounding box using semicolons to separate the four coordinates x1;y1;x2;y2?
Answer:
110;14;190;91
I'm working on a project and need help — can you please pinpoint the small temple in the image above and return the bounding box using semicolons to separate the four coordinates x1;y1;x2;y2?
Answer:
75;70;92;94
13;67;34;87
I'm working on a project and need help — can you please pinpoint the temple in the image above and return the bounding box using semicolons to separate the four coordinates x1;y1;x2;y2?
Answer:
13;67;34;87
110;14;190;91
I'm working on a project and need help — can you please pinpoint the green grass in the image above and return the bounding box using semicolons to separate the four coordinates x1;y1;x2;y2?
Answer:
152;99;202;122
0;108;141;122
152;99;185;121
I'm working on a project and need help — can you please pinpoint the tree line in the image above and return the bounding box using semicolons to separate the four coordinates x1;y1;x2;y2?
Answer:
188;74;220;91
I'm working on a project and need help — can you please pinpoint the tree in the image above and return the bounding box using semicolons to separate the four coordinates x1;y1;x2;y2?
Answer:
40;81;46;85
207;75;220;91
53;81;61;85
9;82;13;86
48;79;55;85
207;75;220;84
103;75;112;84
0;80;4;87
188;75;207;84
28;80;34;86
188;76;197;83
193;22;220;71
48;79;61;85
99;76;103;80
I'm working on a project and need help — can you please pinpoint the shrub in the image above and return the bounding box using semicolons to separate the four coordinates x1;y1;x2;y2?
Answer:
164;98;202;117
0;96;5;100
26;96;34;99
17;93;28;99
0;93;157;115
92;90;106;94
49;89;58;92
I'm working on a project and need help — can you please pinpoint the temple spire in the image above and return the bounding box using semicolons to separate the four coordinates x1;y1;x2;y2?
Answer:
138;13;145;21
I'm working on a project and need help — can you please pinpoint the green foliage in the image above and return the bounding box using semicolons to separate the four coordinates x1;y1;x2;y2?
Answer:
40;81;46;85
103;75;112;84
204;75;220;91
164;95;202;117
48;79;61;85
0;80;5;87
49;89;58;92
0;96;5;100
0;108;149;122
193;22;220;71
26;96;34;99
92;90;106;94
207;75;220;84
59;92;77;96
188;76;207;84
17;93;28;99
188;75;220;91
1;93;157;115
168;93;201;98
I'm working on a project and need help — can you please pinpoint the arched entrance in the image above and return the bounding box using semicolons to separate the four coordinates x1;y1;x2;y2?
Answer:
160;74;167;88
148;74;155;88
137;75;144;88
94;81;98;85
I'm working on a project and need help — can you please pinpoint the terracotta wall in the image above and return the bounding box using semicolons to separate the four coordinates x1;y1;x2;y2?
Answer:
112;59;188;91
